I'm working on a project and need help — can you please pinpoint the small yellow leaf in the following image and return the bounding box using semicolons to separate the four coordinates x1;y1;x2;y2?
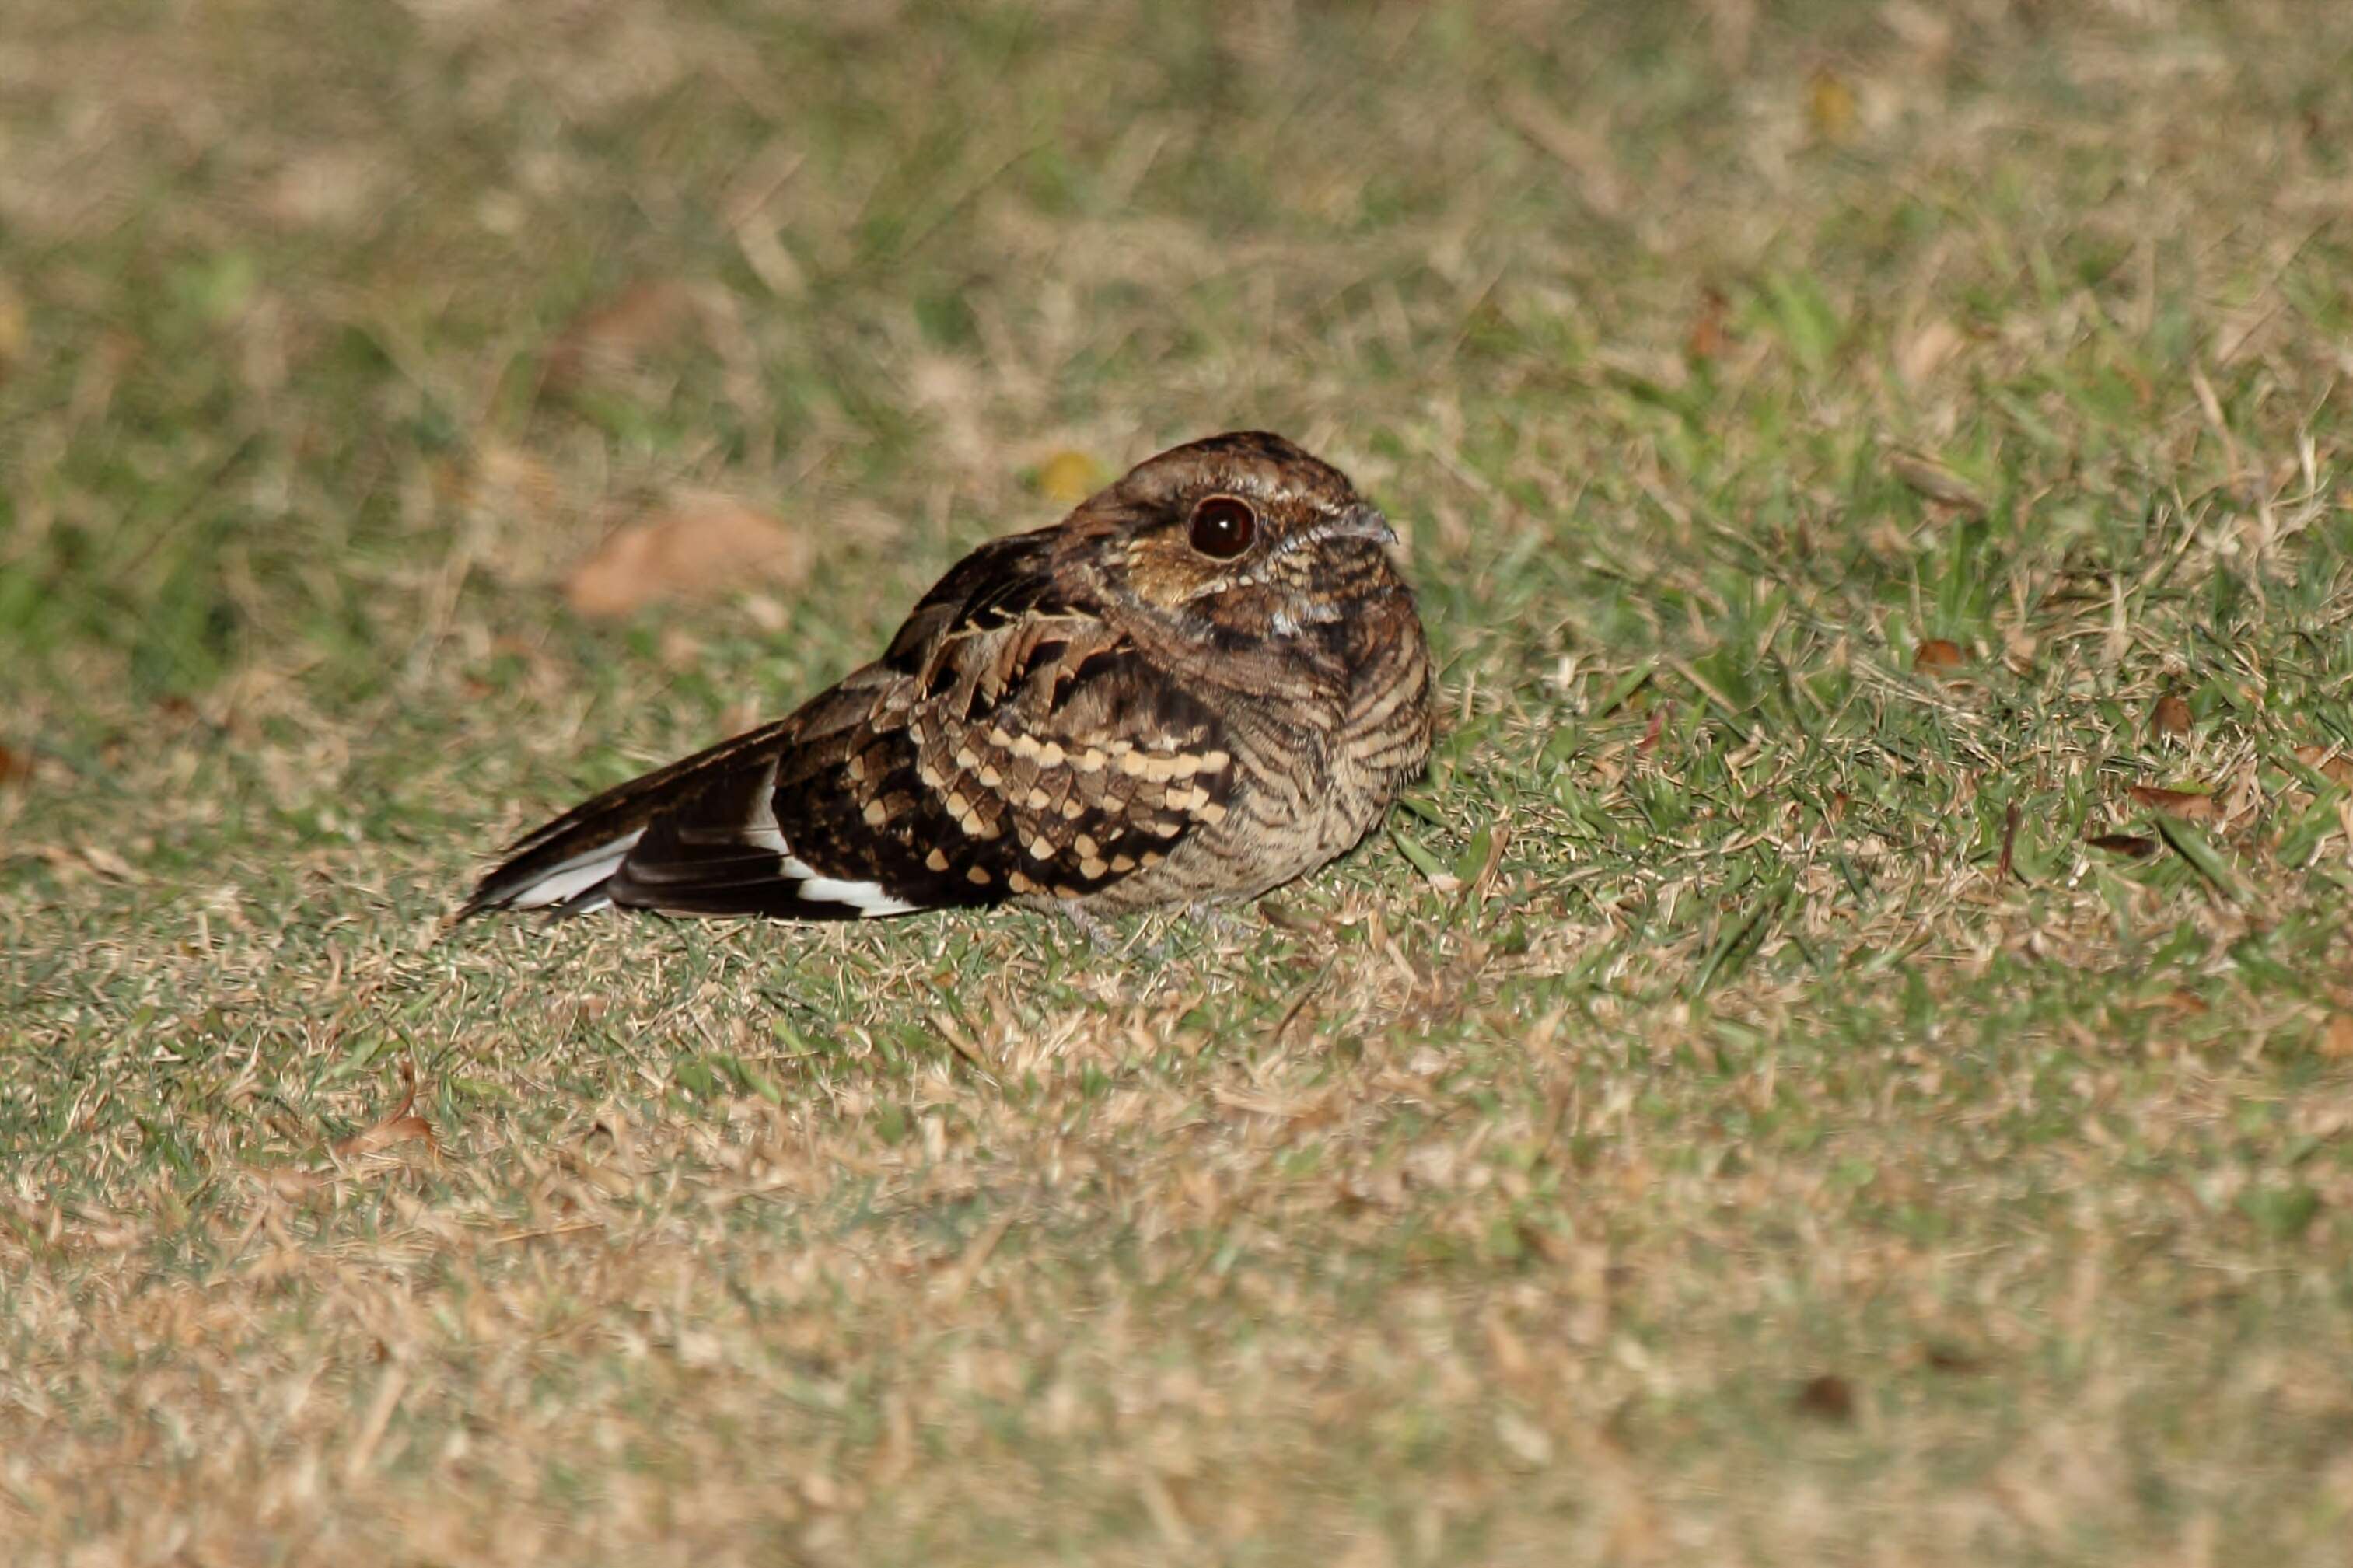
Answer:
1033;449;1106;505
1807;69;1858;142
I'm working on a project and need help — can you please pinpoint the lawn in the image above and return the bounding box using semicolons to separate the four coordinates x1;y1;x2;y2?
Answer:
5;1;2353;1562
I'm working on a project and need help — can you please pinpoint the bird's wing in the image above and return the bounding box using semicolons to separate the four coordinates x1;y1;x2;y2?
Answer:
465;533;1243;920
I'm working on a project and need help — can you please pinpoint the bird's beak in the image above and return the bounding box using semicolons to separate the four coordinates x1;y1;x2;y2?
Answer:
1335;505;1399;547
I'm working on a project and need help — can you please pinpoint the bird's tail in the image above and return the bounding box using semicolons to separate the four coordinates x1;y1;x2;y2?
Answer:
458;720;794;919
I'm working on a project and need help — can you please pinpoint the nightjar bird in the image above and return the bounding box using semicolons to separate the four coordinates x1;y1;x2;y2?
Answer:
461;431;1433;928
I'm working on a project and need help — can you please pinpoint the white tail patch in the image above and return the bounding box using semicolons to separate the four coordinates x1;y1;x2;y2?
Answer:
750;784;919;917
795;876;919;917
506;830;645;910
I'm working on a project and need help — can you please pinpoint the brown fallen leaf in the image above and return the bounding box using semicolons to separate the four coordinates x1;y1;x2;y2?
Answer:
2087;833;2158;858
1919;1342;1986;1375
334;1060;438;1158
1683;286;1732;363
2292;743;2353;786
565;494;813;619
0;274;26;374
2321;1014;2353;1061
1794;1373;1855;1422
1894;317;1964;385
1885;450;1985;515
75;843;139;882
542;278;707;394
1635;700;1673;756
0;742;31;788
2151;694;2193;739
1913;638;1967;675
2127;784;2218;822
450;442;566;529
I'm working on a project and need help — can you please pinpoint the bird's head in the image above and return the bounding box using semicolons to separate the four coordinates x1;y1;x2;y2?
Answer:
1077;431;1404;643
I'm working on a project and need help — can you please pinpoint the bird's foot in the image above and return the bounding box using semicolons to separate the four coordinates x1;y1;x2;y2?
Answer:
1056;902;1121;953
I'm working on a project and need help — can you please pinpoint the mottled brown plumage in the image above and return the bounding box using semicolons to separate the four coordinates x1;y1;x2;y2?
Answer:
462;431;1433;927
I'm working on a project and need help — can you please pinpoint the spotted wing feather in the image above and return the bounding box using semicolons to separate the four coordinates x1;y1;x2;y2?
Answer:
465;534;1239;920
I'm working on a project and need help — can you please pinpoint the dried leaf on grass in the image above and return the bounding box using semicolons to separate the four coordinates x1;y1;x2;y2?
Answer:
1793;1372;1855;1422
2292;744;2353;785
2152;694;2193;738
0;274;26;371
1885;450;1985;515
446;442;566;528
1913;639;1967;675
2127;784;2219;822
1683;286;1732;363
565;494;813;619
2320;1014;2353;1061
542;278;710;393
2086;833;2158;857
0;742;32;788
1895;317;1964;384
334;1060;438;1158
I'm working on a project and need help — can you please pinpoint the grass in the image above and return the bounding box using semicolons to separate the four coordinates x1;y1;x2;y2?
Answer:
5;0;2353;1561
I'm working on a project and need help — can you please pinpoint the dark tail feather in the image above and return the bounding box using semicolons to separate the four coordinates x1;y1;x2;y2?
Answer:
459;719;795;919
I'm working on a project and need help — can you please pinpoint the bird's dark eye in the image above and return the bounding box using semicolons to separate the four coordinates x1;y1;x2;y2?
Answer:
1187;495;1257;560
